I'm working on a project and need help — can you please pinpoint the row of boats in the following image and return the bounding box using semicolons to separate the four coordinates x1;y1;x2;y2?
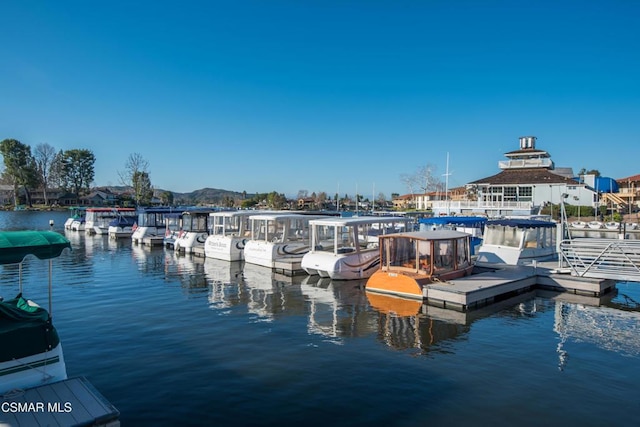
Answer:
64;207;561;300
0;206;563;397
570;220;638;230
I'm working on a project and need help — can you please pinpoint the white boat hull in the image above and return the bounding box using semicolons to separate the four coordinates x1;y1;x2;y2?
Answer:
301;249;380;280
0;344;67;394
70;220;85;231
174;232;209;254
244;240;311;268
204;236;247;262
108;225;134;239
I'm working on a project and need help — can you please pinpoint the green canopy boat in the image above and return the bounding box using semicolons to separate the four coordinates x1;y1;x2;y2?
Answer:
0;230;71;393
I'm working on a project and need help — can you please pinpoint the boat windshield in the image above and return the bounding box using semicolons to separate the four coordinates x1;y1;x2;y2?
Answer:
485;225;522;248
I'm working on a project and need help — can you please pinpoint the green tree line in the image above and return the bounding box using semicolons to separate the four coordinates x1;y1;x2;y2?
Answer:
0;138;95;208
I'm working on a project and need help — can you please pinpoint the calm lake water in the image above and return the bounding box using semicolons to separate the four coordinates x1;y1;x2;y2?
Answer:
1;211;639;426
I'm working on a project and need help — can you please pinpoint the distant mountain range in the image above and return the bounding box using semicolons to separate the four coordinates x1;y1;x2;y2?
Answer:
98;186;254;205
164;187;252;204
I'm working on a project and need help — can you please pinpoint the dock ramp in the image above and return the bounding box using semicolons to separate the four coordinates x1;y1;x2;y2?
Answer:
559;238;640;282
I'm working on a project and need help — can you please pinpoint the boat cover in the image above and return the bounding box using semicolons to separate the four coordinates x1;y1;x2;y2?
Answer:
0;231;71;265
0;295;60;362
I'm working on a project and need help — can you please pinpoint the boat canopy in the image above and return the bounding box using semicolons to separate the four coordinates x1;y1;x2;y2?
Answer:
0;231;71;265
487;219;556;229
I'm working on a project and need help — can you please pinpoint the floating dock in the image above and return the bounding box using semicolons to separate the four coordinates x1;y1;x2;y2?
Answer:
424;262;616;312
274;258;306;276
0;376;120;427
140;236;165;246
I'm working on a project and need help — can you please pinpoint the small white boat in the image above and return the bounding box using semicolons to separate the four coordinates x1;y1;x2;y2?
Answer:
0;231;71;393
108;212;138;239
64;207;86;230
604;221;620;230
571;221;587;229
132;207;180;245
174;208;216;254
85;207;136;235
204;210;261;261
587;221;603;230
475;219;558;266
627;223;639;230
301;216;412;280
243;213;326;268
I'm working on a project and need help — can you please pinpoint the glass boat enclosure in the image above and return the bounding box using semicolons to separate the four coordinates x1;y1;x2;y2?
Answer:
310;217;412;255
250;215;315;243
379;230;472;276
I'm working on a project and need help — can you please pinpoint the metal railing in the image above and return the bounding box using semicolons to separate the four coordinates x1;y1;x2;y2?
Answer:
559;238;640;281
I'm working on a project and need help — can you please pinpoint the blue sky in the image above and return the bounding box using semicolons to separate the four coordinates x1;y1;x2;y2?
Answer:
1;1;638;198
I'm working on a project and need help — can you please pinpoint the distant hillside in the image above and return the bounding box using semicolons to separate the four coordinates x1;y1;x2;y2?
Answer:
97;186;252;205
163;187;251;205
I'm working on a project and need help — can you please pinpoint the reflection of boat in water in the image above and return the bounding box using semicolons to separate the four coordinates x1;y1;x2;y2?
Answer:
203;258;245;309
554;292;640;364
300;276;341;339
240;262;284;320
0;231;71;393
366;292;423;317
366;230;474;300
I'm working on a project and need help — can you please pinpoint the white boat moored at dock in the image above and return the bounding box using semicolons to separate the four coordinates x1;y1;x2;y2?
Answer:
174;208;216;255
475;218;558;267
204;210;261;261
243;213;326;269
132;207;181;246
301;215;412;280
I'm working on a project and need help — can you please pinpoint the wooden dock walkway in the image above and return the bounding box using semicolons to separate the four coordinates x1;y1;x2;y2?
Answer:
0;376;119;427
425;262;616;312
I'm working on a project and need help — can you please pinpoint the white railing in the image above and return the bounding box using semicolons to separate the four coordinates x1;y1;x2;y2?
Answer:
499;158;553;169
431;200;534;210
559;238;640;281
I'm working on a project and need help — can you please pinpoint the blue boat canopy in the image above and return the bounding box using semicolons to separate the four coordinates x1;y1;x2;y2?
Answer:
487;219;556;228
0;231;71;265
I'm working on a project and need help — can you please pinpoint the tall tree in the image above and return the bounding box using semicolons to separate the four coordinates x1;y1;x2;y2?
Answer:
61;149;95;197
0;138;38;207
119;153;152;206
132;171;154;206
33;143;57;205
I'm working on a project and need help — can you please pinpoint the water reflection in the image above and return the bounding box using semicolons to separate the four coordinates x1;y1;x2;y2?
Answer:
553;286;640;365
7;211;640;365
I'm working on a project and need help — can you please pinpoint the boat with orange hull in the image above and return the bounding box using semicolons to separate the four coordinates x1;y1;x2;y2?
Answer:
365;230;473;300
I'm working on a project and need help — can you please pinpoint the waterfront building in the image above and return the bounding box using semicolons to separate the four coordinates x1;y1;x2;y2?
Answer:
432;136;598;217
